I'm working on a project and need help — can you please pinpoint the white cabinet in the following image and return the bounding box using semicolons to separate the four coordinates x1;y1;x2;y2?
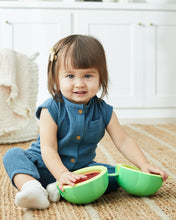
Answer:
74;10;176;110
144;12;176;108
0;2;176;118
0;9;71;105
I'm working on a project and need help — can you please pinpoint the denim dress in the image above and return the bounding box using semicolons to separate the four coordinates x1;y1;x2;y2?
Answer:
3;95;119;192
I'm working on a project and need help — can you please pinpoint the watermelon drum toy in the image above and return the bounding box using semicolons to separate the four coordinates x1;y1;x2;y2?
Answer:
56;166;108;204
110;164;164;196
57;164;168;204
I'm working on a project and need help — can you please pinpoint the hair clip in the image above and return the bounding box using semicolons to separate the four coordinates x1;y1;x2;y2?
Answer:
49;47;57;62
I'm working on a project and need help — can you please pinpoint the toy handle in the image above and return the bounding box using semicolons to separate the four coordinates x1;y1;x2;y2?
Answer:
108;172;119;177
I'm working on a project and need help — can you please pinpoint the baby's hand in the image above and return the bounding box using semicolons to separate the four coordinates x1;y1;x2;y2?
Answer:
58;171;87;192
140;162;168;181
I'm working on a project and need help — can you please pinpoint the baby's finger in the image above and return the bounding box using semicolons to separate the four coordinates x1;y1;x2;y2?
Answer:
59;179;75;191
150;168;161;175
67;179;76;186
80;174;88;179
59;182;64;192
141;167;150;174
160;170;168;181
74;174;87;180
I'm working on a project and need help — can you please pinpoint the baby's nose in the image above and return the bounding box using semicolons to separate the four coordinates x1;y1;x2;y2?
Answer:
75;78;85;87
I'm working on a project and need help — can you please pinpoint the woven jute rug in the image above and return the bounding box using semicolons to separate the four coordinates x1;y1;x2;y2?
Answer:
0;124;176;220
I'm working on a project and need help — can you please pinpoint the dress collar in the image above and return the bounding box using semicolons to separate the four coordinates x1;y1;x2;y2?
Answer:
61;94;95;112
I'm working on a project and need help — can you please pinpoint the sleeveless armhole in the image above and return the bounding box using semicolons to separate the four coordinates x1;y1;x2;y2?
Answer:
98;99;113;128
36;98;59;125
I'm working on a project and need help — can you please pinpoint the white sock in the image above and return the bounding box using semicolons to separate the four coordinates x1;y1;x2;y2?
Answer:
15;180;49;209
46;182;60;202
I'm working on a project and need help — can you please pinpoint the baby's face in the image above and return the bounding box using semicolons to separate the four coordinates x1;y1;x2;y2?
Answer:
57;61;100;105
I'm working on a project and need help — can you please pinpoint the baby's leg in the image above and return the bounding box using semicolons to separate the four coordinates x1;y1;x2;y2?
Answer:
13;173;35;190
3;147;49;209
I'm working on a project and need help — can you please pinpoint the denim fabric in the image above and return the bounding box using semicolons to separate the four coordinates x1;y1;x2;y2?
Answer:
3;148;119;192
3;147;55;188
30;94;113;171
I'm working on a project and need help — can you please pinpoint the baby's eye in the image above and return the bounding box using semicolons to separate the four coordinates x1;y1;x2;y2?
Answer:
67;74;74;79
84;74;92;78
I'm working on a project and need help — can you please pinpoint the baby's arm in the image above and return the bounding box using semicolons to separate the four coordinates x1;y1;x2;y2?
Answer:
40;108;86;191
106;111;168;181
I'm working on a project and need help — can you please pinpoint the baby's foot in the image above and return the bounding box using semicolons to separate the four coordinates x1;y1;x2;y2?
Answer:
46;182;60;202
15;180;49;209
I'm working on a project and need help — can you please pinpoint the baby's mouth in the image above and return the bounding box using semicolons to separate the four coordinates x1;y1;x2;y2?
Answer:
74;91;87;94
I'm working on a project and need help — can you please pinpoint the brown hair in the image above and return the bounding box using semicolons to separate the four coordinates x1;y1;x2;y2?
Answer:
47;34;108;101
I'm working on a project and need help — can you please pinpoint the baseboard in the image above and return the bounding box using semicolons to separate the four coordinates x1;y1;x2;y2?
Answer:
114;108;176;124
118;117;176;124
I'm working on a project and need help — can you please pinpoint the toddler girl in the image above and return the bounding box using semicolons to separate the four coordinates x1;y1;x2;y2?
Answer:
3;34;168;209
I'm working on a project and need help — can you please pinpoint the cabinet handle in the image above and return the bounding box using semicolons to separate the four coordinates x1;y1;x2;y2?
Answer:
138;22;142;26
5;20;9;24
150;22;153;26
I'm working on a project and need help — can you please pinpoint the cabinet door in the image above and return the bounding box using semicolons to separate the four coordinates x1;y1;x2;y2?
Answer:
0;9;71;105
145;12;176;107
74;11;144;108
